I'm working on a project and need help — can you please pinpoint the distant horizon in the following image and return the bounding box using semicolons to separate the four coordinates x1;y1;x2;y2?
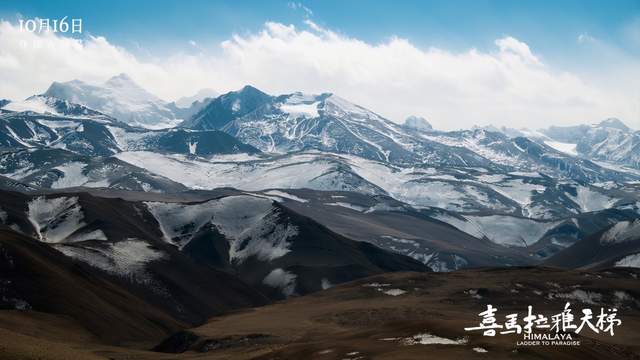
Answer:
9;72;635;132
1;0;639;130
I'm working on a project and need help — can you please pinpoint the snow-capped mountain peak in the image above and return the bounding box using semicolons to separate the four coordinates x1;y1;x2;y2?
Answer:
179;85;272;130
323;94;396;124
104;73;137;87
537;117;639;169
403;115;432;131
43;75;180;129
181;87;498;166
596;118;630;132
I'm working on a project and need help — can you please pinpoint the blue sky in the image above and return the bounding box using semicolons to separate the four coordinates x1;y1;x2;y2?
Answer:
3;0;638;60
0;1;638;129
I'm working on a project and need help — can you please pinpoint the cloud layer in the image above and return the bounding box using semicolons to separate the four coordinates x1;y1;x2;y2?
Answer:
0;20;637;129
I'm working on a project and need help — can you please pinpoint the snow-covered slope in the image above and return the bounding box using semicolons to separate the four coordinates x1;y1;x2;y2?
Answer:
0;191;270;329
106;126;259;156
43;74;180;129
3;81;639;269
601;220;640;245
0;108;259;157
2;95;113;121
146;195;298;262
115;151;385;195
473;120;640;175
183;87;500;167
114;150;635;219
3;189;428;300
180;85;273;130
0;148;187;193
27;196;107;243
541;119;640;169
181;86;638;184
142;193;427;297
0;111;121;156
418;129;632;183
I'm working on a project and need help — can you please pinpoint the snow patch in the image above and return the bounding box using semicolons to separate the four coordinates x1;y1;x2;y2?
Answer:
188;141;198;155
37;119;80;129
615;253;640;268
362;283;391;288
383;288;407;296
321;278;333;290
55;239;164;282
486;179;545;209
544;141;578;156
280;101;320;119
51;162;89;189
508;171;542;178
463;215;559;247
264;190;308;203
27;196;105;243
3;97;60;115
402;333;467;346
231;99;241;112
465;289;483;299
601;220;640;245
380;235;420;247
263;268;297;297
476;174;507;183
567;186;616;213
363;282;406;296
145;195;298;262
325;202;366;212
67;229;108;242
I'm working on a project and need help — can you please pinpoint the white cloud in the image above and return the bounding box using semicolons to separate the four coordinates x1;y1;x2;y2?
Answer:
0;20;637;130
578;32;596;44
0;21;165;98
495;36;541;65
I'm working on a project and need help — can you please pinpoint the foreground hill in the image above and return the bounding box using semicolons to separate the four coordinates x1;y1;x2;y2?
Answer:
0;228;267;345
1;268;638;359
174;267;640;359
0;187;429;339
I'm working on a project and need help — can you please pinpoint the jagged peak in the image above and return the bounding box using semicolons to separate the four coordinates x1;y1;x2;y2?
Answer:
43;79;86;95
597;118;629;131
236;84;267;95
404;115;433;130
105;73;139;87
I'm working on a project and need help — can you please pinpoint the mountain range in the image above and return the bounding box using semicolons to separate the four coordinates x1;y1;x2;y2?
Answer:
2;74;640;272
2;73;640;358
